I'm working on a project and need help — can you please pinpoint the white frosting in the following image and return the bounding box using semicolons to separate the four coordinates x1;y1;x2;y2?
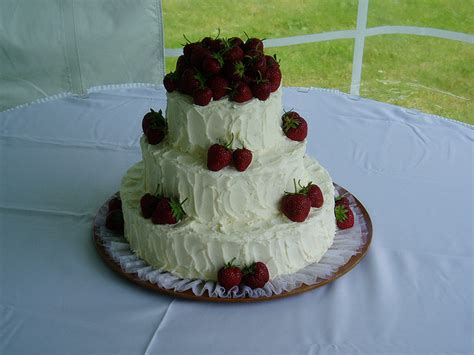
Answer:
166;88;286;155
141;136;311;224
120;159;336;281
120;84;337;282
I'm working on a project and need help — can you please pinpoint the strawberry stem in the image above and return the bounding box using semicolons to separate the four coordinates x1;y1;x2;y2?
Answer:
195;71;207;89
183;34;192;44
219;133;234;149
242;262;256;275
334;205;349;222
148;109;167;130
169;197;187;222
211;52;224;67
256;70;268;84
225;257;237;268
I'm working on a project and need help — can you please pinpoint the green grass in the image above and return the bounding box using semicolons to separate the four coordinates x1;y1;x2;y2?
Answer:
271;41;354;92
163;0;358;47
361;36;474;123
163;0;473;125
367;0;474;33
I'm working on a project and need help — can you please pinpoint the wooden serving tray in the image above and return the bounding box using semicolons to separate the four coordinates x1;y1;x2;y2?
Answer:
93;184;372;302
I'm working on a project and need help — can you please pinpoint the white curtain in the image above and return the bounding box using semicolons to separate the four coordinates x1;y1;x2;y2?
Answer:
0;0;165;111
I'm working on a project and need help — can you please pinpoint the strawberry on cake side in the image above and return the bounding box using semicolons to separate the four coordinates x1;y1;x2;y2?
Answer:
119;34;338;289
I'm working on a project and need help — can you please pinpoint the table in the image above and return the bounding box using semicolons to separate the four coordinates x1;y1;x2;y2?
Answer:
1;86;472;354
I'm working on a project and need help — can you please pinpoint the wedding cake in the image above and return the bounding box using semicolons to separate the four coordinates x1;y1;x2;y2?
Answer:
115;35;347;289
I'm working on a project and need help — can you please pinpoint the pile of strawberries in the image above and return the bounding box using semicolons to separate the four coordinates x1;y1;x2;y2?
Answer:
280;179;324;223
163;34;282;106
142;109;167;145
280;181;355;230
207;135;253;172
105;195;124;233
218;259;270;290
140;192;187;225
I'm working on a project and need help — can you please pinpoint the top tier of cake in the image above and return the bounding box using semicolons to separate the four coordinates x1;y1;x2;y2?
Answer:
166;87;286;155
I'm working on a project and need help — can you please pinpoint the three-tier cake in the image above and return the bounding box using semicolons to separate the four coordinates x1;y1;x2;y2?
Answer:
119;35;337;285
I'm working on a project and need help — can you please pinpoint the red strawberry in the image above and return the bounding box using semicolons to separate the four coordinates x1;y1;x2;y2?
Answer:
217;259;243;290
140;193;161;219
202;54;223;75
108;196;122;212
143;109;167;145
193;87;213;106
207;76;229;100
335;205;354;229
183;41;200;59
222;61;246;82
229;37;244;48
266;65;282;92
201;36;213;48
244;49;262;60
223;45;244;62
163;72;178;92
192;71;213;106
207;138;233;171
307;184;324;208
243;262;269;288
175;55;189;76
246;54;267;78
191;46;212;69
296;180;324;208
144;109;167;145
282;111;307;142
151;197;187;225
146;128;165;145
178;68;200;95
232;147;252;171
142;108;161;134
265;54;280;68
251;80;271;101
281;179;312;222
208;39;224;52
244;37;264;53
105;210;124;232
231;82;253;103
335;196;350;208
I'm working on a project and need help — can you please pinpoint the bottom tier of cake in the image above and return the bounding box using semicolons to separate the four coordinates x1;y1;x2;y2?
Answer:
120;158;336;281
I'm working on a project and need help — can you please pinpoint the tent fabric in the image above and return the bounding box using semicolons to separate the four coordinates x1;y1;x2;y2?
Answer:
0;85;472;354
0;0;165;111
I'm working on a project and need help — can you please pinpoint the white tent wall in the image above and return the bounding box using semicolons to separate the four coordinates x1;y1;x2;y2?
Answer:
0;0;165;111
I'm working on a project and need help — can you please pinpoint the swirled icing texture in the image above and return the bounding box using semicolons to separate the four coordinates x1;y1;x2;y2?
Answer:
166;88;286;155
120;160;336;281
141;136;309;224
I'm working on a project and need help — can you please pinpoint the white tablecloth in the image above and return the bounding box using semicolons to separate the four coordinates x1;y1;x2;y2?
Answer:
1;86;472;355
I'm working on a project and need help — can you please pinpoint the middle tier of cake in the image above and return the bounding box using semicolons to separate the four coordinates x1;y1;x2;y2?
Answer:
141;136;329;224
